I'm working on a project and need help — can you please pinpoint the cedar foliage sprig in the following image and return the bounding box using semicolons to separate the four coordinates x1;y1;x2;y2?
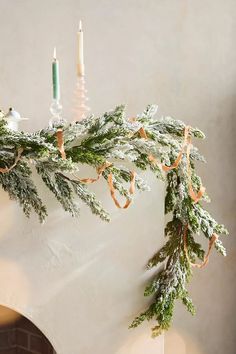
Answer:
0;105;228;336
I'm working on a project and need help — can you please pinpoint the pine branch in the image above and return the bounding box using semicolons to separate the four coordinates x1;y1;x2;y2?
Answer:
0;161;47;222
0;105;228;338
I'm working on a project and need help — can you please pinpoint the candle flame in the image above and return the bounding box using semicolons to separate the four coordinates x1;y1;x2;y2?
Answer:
79;20;82;32
53;47;57;60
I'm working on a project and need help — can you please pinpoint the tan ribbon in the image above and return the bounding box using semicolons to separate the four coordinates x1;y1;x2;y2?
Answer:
0;147;23;173
75;163;136;209
138;126;148;139
186;143;206;204
136;122;205;203
136;121;213;269
75;161;112;184
140;125;190;172
183;224;218;269
107;171;136;209
56;129;66;160
161;126;190;172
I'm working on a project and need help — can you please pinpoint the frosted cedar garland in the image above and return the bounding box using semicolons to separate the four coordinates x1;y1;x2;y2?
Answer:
0;105;228;336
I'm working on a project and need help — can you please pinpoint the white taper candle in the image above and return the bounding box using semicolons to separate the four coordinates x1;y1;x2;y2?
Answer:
77;20;85;76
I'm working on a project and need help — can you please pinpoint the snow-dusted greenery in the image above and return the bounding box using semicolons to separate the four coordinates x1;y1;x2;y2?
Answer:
0;105;228;336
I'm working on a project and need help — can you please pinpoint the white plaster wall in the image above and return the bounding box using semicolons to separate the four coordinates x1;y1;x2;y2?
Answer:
0;1;235;354
0;173;164;354
0;1;165;353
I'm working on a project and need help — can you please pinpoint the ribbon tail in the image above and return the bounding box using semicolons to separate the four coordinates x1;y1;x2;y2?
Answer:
77;176;100;184
183;225;218;269
139;127;148;139
76;161;113;184
189;185;206;204
186;143;205;203
108;171;136;209
162;148;184;172
56;129;66;160
0;147;23;174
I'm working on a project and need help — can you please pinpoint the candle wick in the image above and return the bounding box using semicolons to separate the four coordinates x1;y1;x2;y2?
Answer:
79;20;82;32
53;47;57;60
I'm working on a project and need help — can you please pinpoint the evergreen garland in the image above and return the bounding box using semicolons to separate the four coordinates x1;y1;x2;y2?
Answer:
0;105;228;336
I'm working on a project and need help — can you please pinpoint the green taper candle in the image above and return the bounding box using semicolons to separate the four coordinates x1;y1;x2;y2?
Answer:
52;47;60;100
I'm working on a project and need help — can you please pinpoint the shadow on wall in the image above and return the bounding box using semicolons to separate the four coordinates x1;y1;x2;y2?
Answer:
165;328;207;354
0;305;56;354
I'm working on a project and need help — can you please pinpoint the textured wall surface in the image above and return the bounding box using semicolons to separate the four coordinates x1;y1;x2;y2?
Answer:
0;1;235;354
0;174;164;354
0;3;165;354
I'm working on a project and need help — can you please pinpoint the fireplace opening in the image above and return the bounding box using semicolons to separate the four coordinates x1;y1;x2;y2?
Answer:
0;305;56;354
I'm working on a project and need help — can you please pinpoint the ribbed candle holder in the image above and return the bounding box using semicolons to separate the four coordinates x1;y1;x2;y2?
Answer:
73;75;90;121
